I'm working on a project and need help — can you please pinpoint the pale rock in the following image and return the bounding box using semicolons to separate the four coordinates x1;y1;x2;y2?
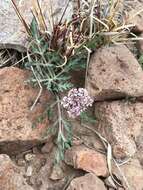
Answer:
95;101;143;158
86;45;143;101
26;166;33;177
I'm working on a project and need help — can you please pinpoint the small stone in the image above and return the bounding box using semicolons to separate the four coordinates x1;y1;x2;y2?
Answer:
25;153;35;162
65;145;108;177
17;158;26;167
32;147;40;154
50;165;64;180
26;166;33;177
41;140;54;154
66;173;106;190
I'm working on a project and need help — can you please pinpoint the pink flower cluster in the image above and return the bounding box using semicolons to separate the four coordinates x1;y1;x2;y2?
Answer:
61;88;94;118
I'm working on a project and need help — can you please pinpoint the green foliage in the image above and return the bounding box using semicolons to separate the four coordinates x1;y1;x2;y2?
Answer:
80;111;96;125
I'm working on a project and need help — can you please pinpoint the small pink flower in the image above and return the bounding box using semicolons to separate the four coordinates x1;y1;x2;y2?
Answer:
61;88;94;118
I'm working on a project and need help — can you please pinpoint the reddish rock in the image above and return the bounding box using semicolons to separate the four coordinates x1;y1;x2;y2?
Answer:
95;101;143;158
86;45;143;101
0;67;50;155
0;154;33;190
67;173;106;190
65;145;108;177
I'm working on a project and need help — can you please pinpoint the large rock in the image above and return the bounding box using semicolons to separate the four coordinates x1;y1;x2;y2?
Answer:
65;145;108;177
0;67;50;155
95;100;143;158
0;154;33;190
66;173;106;190
86;45;143;101
0;0;73;52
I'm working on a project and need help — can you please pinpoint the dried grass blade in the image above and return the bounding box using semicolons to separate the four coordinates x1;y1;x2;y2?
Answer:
10;0;31;35
31;0;47;31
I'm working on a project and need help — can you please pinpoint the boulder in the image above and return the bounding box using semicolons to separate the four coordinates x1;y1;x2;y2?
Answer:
0;67;50;155
0;154;33;190
86;45;143;101
0;0;73;52
65;145;108;177
95;100;143;158
66;173;106;190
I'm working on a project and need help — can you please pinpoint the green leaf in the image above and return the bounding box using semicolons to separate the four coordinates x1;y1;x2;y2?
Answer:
30;16;39;39
80;111;96;124
58;82;73;92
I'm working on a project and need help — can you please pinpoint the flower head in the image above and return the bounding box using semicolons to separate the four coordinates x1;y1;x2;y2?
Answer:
61;88;94;118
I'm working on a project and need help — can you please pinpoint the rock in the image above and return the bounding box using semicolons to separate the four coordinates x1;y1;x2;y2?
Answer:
125;0;143;33
136;127;143;166
0;154;33;190
72;120;105;151
41;137;54;154
95;100;143;158
86;45;143;101
29;153;75;190
65;145;108;177
0;67;50;155
113;159;143;190
32;146;40;154
66;173;106;190
0;0;73;52
26;166;33;177
25;154;36;162
17;158;26;167
50;165;64;180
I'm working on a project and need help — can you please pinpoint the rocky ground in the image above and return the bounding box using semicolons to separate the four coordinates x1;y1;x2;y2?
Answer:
1;0;143;190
